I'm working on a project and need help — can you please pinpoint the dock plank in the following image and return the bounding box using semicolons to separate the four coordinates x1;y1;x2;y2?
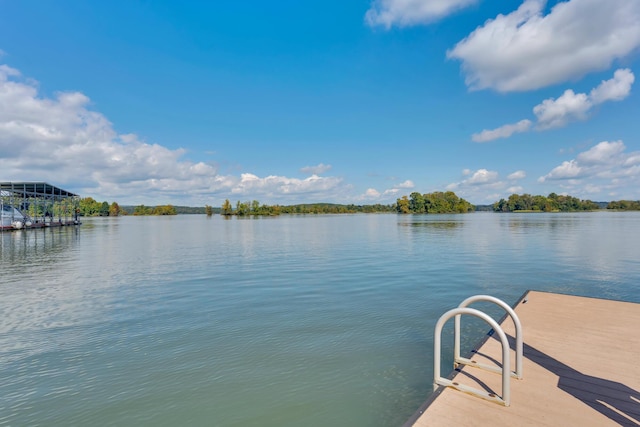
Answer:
408;291;640;427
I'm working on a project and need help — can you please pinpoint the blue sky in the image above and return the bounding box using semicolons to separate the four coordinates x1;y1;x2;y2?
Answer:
1;0;639;206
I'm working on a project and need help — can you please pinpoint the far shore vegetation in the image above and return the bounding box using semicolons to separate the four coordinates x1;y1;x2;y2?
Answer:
492;193;600;212
71;192;640;217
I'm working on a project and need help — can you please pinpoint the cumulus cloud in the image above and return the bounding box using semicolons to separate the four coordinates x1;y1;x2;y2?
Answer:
396;179;415;189
365;0;478;28
506;186;524;194
364;188;381;198
472;119;532;143
231;173;343;196
446;168;509;202
300;163;332;175
473;68;634;141
447;0;640;92
538;160;584;181
0;64;348;205
507;170;526;180
538;141;640;195
466;169;498;184
589;68;636;104
447;168;502;190
535;69;633;131
533;89;591;130
358;179;413;202
576;140;625;164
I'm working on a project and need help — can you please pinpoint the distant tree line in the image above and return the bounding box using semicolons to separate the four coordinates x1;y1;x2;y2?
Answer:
74;194;640;218
395;191;474;214
76;197;178;216
606;200;640;210
131;205;177;215
218;199;395;216
492;193;600;212
77;197;123;216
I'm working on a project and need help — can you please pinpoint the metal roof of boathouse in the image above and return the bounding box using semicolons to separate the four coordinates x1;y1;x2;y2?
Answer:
0;182;78;198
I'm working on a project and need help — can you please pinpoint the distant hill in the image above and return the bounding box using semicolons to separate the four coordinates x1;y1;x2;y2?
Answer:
474;205;494;212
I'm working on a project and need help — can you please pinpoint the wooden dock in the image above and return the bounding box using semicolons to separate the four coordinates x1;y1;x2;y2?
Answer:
405;291;640;427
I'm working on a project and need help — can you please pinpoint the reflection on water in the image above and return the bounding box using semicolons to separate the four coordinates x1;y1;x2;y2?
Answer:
1;227;94;364
0;213;639;427
0;226;80;264
399;216;465;232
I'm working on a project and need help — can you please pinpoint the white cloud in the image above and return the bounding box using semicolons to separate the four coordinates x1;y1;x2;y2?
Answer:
359;179;411;202
589;68;636;104
533;89;591;130
506;186;524;194
538;160;583;182
466;168;498;184
396;179;414;189
473;68;634;141
231;173;343;196
576;140;625;164
538;141;640;195
508;170;526;180
445;182;459;191
365;0;478;28
355;186;400;202
446;168;538;202
472;119;532;143
365;188;381;198
357;181;411;202
300;163;332;175
0;64;349;205
446;168;505;195
447;0;640;92
535;68;634;130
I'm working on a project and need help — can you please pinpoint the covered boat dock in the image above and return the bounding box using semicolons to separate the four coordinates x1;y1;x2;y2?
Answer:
0;182;80;231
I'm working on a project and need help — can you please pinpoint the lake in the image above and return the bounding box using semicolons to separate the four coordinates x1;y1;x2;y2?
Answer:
1;212;639;426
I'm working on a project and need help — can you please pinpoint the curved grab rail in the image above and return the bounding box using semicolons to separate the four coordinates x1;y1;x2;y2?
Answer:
454;295;523;379
434;307;511;406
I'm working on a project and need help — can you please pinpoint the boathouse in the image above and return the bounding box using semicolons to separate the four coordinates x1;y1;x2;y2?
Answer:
0;182;80;231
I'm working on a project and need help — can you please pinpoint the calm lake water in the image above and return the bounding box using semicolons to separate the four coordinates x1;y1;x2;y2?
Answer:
1;212;639;426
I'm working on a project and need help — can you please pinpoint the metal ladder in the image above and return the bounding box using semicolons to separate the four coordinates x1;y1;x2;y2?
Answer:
433;295;523;406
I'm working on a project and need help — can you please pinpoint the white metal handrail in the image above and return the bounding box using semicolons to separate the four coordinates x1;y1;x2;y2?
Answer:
454;295;523;380
434;307;511;406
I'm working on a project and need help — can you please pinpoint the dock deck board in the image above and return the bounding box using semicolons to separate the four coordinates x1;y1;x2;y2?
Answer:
408;291;640;427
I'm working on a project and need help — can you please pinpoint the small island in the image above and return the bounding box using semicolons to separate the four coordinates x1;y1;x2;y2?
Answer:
492;193;600;212
395;191;474;214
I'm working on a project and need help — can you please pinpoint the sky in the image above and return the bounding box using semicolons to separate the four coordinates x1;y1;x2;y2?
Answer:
1;0;639;206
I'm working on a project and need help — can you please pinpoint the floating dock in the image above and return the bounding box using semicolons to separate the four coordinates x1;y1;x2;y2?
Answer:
1;182;80;231
405;291;640;427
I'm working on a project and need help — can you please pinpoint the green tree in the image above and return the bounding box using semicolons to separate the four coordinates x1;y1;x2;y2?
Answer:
100;201;110;216
396;196;410;214
221;199;233;216
78;197;102;216
153;205;177;215
109;202;121;216
236;201;249;216
133;205;151;215
409;192;426;213
205;205;213;216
